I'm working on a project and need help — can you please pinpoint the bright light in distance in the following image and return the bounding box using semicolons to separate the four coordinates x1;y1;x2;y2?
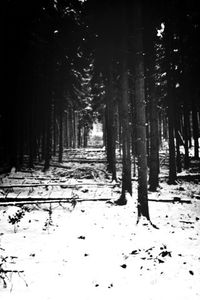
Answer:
157;23;165;37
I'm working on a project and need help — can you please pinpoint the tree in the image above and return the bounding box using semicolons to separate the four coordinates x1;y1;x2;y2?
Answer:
144;8;160;192
105;64;117;181
115;3;132;205
134;1;150;221
164;18;177;184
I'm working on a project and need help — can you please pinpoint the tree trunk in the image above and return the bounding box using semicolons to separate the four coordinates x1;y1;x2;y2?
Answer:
130;92;137;177
145;23;160;192
29;98;35;168
167;92;177;183
192;100;199;159
134;1;150;220
105;65;117;181
149;90;159;191
53;102;57;156
44;75;52;171
115;10;132;205
165;21;177;184
58;101;63;163
183;104;190;169
174;106;182;173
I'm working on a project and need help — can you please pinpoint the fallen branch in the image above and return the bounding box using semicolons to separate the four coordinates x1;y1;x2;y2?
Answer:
0;269;28;290
0;197;114;206
1;269;25;274
0;182;119;189
148;198;192;204
179;220;194;224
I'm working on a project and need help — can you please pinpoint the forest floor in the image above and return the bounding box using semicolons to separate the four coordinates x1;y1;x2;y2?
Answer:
0;148;200;300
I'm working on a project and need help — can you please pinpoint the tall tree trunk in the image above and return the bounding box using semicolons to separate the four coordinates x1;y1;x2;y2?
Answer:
145;22;160;192
134;1;150;220
29;97;34;168
174;107;182;173
115;10;132;205
130;92;137;177
68;108;73;148
175;129;182;173
44;75;52;171
105;65;117;181
66;110;69;149
53;102;57;156
58;100;63;163
183;104;190;169
73;111;77;149
149;90;159;191
163;112;168;141
83;126;88;148
167;91;177;183
120;58;132;199
192;100;199;159
165;21;177;184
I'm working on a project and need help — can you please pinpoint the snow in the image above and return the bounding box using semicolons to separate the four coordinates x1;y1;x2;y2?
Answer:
0;151;200;300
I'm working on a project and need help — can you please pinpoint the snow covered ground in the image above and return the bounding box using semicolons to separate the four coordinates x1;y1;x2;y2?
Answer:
0;153;200;300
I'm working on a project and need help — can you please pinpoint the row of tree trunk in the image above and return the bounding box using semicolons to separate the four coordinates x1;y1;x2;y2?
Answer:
101;1;199;222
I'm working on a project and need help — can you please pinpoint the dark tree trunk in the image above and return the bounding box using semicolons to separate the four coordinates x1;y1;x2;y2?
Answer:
83;126;88;148
78;124;81;148
167;93;177;183
120;58;132;197
192;100;199;159
115;10;132;205
174;104;182;173
149;91;159;191
53;102;57;156
188;111;192;149
175;127;182;173
66;110;69;149
29;98;34;169
134;1;150;220
18;115;25;168
165;21;177;184
44;75;52;171
145;22;160;192
130;92;137;177
58;101;63;163
41;121;46;161
183;104;190;169
105;66;117;181
163;112;168;141
68;108;73;148
73;111;76;148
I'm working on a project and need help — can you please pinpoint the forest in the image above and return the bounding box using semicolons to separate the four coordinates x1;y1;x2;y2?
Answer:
1;0;200;299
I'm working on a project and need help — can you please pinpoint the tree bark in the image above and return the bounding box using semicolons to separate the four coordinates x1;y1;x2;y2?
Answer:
149;90;159;191
58;100;63;163
44;72;53;171
183;104;190;169
165;21;177;184
134;1;150;220
175;106;182;173
145;23;160;192
115;8;132;205
105;65;117;181
192;100;199;159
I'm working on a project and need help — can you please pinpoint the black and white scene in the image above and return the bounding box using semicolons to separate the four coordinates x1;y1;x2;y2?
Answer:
1;0;200;299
